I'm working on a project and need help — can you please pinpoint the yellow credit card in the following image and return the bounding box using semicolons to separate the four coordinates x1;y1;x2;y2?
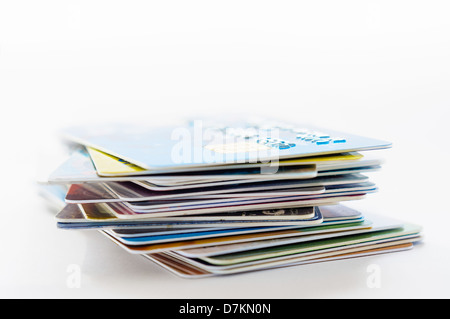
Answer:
87;146;363;177
278;152;363;165
87;147;146;176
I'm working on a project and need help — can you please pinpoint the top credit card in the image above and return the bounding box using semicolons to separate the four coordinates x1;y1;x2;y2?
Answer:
62;118;391;171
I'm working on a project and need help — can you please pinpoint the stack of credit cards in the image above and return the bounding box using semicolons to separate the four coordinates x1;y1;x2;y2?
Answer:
41;117;422;278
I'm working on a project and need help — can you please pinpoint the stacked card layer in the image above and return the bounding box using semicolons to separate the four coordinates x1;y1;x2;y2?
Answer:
44;118;422;277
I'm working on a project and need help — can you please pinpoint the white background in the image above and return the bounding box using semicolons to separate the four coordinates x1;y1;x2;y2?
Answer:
0;1;449;298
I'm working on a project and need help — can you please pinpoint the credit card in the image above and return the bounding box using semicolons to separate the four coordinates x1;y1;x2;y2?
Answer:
145;240;416;278
87;146;365;176
62;118;391;170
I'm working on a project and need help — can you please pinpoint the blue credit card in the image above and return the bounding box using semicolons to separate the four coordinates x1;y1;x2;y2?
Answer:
62;118;391;170
55;202;364;230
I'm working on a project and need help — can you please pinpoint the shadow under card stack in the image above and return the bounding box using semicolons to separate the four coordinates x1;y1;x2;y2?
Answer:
41;117;422;278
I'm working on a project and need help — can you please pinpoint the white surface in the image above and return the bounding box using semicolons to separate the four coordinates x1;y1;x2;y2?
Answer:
1;1;449;298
